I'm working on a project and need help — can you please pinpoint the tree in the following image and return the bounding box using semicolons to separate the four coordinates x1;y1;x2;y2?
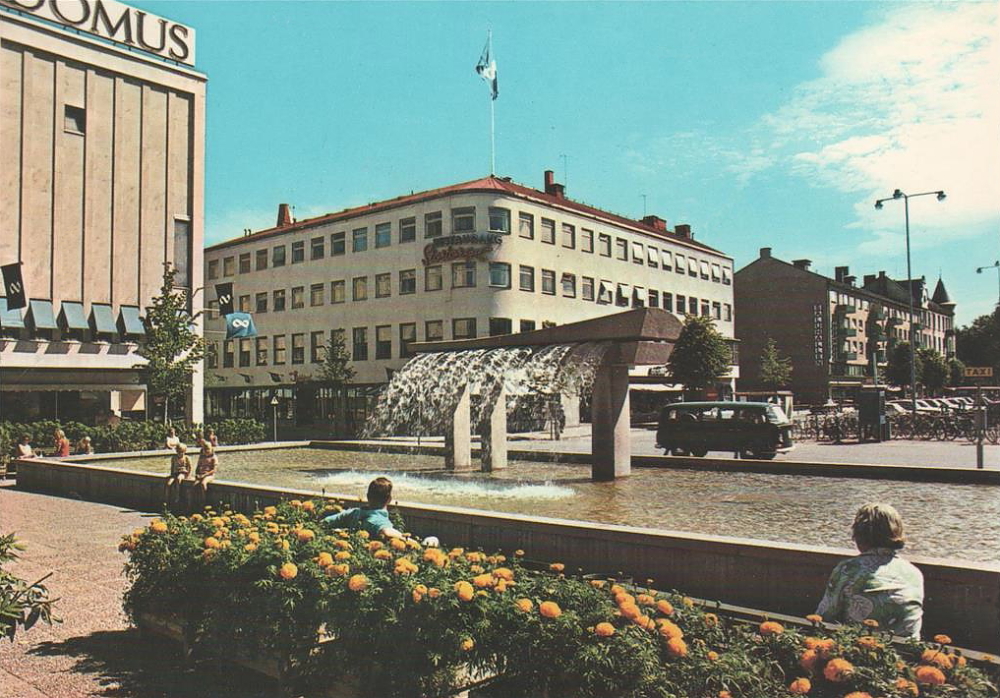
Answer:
758;337;793;390
136;265;205;423
667;315;731;399
884;342;922;393
956;307;1000;375
320;331;356;436
918;348;948;396
948;357;966;388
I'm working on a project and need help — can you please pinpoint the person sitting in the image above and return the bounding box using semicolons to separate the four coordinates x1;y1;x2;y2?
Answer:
52;429;70;458
191;437;218;508
322;477;405;540
75;436;94;455
165;427;181;451
204;427;219;448
815;502;924;638
165;443;192;505
15;434;36;459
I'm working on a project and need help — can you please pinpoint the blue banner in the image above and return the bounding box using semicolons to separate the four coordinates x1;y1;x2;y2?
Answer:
225;312;257;339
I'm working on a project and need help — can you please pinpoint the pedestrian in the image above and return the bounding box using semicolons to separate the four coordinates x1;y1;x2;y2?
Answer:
204;427;219;448
815;502;924;638
52;428;70;458
15;434;36;459
165;443;192;506
75;435;94;455
165;427;181;450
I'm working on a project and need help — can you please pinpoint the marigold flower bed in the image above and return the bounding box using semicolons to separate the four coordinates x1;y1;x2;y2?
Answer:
120;500;999;698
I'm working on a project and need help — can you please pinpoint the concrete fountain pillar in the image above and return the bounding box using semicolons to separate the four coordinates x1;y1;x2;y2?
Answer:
444;384;473;471
480;386;508;471
591;362;631;480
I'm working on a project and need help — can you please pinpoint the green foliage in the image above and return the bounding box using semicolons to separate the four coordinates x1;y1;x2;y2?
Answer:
885;342;922;391
320;332;356;387
918;348;950;396
948;357;966;388
666;315;732;398
0;533;58;641
956;308;1000;377
136;265;205;422
119;501;1000;698
758;337;793;390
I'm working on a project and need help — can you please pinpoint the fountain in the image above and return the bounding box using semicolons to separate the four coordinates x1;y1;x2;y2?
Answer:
364;308;682;480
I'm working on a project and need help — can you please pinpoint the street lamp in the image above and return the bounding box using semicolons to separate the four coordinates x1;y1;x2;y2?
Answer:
976;261;1000;308
270;395;279;442
874;188;946;414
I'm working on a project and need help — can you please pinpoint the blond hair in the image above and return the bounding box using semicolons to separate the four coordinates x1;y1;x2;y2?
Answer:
852;502;905;550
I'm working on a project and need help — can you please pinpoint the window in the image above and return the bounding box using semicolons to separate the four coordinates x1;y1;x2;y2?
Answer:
519;265;535;292
400;217;416;243
207;342;218;369
256;337;268;366
489;262;511;288
272;245;286;267
540;218;555;244
712;301;722;320
452;207;476;233
375;273;391;298
375;325;392;359
311;331;325;363
452;261;476;288
649;290;659;308
663;292;673;312
676;294;685;314
352;228;368;252
541;269;556;295
239;253;251;274
291;333;305;364
688;257;698;277
489;317;512;336
331;280;346;303
223;256;235;276
689;297;698;315
724;303;732;322
238;295;250;312
425;211;442;238
292;241;305;263
239;339;251;367
64;104;85;133
582;276;594;301
616;238;628;260
273;335;287;365
722;267;732;285
660;249;673;270
425;320;444;342
700;301;710;317
616;283;630;307
273;289;286;312
207;259;219;280
255;292;268;313
425;265;443;291
311;236;325;260
453;317;476;339
331;231;346;256
561;273;576;297
255;249;268;271
375;223;391;248
352;327;368;361
711;263;721;282
598;280;613;305
400;323;417;358
647;246;659;268
310;283;324;307
631;242;644;265
562;223;575;249
518;212;534;239
599;233;612;257
675;254;686;275
399;269;416;295
489;207;511;234
519;319;536;332
206;300;219;319
291;286;304;309
700;260;711;280
353;276;368;301
223;340;234;368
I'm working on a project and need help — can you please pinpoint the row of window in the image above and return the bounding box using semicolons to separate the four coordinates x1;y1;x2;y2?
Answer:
206;207;733;287
829;291;952;332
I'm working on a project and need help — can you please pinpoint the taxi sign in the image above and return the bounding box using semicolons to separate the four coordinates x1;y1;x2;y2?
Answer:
965;366;994;378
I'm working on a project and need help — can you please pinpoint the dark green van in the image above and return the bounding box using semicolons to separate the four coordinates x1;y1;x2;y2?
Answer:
655;401;794;460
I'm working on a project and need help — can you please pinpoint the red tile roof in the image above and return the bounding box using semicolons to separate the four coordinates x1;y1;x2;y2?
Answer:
207;174;726;256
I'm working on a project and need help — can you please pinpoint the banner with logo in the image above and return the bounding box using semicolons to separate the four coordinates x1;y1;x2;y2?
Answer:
1;262;26;309
215;282;234;316
225;312;257;339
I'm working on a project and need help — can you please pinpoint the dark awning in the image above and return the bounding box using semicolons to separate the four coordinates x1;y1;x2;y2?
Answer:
0;298;25;329
118;305;145;337
90;303;117;334
27;299;58;331
59;301;89;331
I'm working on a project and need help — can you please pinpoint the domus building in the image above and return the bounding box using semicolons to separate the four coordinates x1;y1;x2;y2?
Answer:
0;0;205;422
203;171;737;430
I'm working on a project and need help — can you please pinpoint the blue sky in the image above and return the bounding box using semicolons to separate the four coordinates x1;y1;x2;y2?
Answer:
144;0;999;326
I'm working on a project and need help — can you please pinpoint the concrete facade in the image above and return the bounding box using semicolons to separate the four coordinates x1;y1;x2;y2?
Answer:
0;3;206;422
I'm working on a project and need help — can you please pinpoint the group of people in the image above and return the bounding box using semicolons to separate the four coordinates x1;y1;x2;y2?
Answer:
164;427;219;507
15;429;92;459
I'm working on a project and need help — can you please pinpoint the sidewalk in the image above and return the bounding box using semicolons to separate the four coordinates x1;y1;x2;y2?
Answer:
0;484;275;698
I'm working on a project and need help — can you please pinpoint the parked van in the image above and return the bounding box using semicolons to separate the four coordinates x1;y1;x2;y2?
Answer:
656;401;794;460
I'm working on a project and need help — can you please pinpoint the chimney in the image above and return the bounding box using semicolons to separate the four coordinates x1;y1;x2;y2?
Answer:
834;266;849;283
760;247;772;258
844;275;856;286
863;274;876;287
641;215;667;232
543;169;565;198
276;203;293;228
675;224;692;239
792;259;812;271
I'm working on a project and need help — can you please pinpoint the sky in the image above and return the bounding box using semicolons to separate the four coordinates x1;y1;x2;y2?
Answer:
142;0;1000;326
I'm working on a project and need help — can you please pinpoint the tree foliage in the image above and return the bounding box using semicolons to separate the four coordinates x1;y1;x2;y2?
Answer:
885;342;921;391
956;307;1000;375
758;337;793;390
667;315;731;398
320;332;356;387
948;357;966;388
1;533;57;642
917;348;949;396
136;265;205;422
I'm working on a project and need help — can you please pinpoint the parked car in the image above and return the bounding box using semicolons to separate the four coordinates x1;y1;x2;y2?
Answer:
656;401;794;460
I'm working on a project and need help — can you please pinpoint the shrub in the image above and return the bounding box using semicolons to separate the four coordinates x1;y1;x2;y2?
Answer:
1;533;58;641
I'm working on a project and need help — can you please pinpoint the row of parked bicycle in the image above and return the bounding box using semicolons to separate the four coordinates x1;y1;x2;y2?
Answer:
792;402;1000;444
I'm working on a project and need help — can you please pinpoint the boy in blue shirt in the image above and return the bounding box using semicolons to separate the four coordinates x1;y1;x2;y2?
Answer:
323;477;404;539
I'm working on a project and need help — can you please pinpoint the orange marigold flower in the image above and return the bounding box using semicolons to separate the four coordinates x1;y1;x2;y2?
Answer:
856;636;882;650
788;677;811;694
493;567;514;581
202;548;216;560
493;579;510;593
862;619;879;628
368;540;383;552
428;587;441;598
805;613;823;624
682;597;694;608
920;649;954;670
666;637;688;658
190;513;204;522
704;612;719;627
637;593;656;606
759;620;784;636
279;562;298;580
210;517;225;528
620;603;642;621
248;532;261;543
915;665;946;685
356;530;370;539
149;519;168;534
894;678;919;696
614;592;635;606
656;599;674;616
204;536;221;549
632;614;655;630
327;563;349;577
334;539;352;550
589;579;606;588
707;650;720;661
335;551;351;561
348;574;369;592
594;622;615;637
289;499;302;508
244;543;258;552
823;658;854;682
374;549;393;561
296;528;316;543
515;598;533;613
263;506;277;516
514;549;525;557
549;562;565;573
657;619;683;640
301;500;315;512
804;637;836;658
316;552;334;567
390;538;407;551
455;581;475;602
610;584;625;595
933;634;952;645
469;564;485;574
843;693;872;698
539;601;562;619
460;638;475;652
718;692;732;698
412;589;423;603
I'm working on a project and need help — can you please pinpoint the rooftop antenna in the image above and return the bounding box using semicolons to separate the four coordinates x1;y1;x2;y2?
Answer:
559;154;569;187
641;194;647;218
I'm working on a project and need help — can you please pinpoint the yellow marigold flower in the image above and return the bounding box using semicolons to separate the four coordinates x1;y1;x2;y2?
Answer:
682;596;694;608
656;599;674;616
704;613;718;627
448;547;464;558
220;540;231;550
493;579;510;593
277;539;290;551
894;678;919;696
455;581;475;602
657;619;683;640
759;621;784;636
920;648;954;670
856;636;882;650
466;551;484;563
476;590;488;598
210;517;225;528
279;562;298;580
301;501;315;512
327;563;349;577
589;579;606;589
515;598;533;613
149;520;168;534
514;549;524;557
788;678;811;694
665;637;688;658
374;549;392;561
460;638;475;652
637;593;656;606
334;539;352;550
428;587;440;598
933;634;952;645
472;573;493;588
823;658;854;682
393;559;418;574
594;622;615;637
539;601;562;619
296;528;316;543
492;567;514;581
204;536;221;549
212;528;226;539
368;541;383;552
549;562;565;573
244;543;258;552
348;574;369;592
335;551;351;561
266;522;280;534
915;665;946;685
390;538;407;551
263;506;277;516
289;499;302;508
469;564;484;574
414;584;428;595
248;532;261;543
190;513;203;522
357;530;370;539
316;552;334;567
862;618;879;628
805;613;823;624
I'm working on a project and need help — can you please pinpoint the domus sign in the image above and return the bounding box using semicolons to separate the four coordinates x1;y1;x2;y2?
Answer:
0;0;195;65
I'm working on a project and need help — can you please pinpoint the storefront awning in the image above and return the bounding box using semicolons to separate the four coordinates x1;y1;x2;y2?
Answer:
27;299;57;331
118;305;145;337
90;303;116;335
59;301;89;331
0;298;25;329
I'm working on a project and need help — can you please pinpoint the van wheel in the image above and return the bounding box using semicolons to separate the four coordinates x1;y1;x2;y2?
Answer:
690;447;708;457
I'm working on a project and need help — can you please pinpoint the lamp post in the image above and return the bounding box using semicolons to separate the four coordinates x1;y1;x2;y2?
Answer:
874;188;946;414
270;395;279;442
976;261;1000;308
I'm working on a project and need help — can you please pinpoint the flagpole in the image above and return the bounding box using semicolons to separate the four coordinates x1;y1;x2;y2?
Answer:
489;30;495;175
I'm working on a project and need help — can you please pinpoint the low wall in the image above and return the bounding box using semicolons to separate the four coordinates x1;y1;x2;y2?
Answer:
15;457;1000;652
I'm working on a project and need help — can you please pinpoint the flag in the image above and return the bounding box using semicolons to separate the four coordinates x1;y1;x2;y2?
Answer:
239;373;253;384
475;34;498;100
225;312;257;339
215;282;234;316
269;372;282;383
1;262;26;310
